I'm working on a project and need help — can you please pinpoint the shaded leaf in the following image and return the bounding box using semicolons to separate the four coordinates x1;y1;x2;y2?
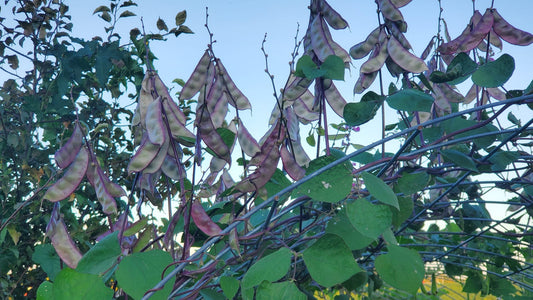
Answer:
346;198;392;239
375;245;425;294
362;172;399;209
241;248;292;289
175;10;187;26
472;54;515;88
76;231;121;275
256;281;306;300
386;89;434;112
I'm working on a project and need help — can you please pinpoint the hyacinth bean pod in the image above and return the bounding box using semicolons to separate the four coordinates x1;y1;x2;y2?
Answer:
280;143;305;181
138;73;156;128
439;10;493;54
191;199;222;236
282;74;313;102
310;16;350;64
43;146;89;202
46;204;83;269
360;36;388;74
421;37;436;61
235;139;281;193
293;90;320;124
318;0;348;30
205;74;224;112
387;20;412;50
162;98;195;144
127;134;162;173
145;97;166;145
390;0;412;8
216;59;251;110
387;35;428;73
324;82;347;117
253;121;284;165
143;131;170;174
195;105;231;163
354;70;379;94
437;83;465;103
486;28;503;50
209;91;229;129
86;156;119;215
179;50;211;101
153;73;188;124
492;9;533;46
55;122;84;169
237;119;260;157
161;155;186;181
432;84;453;116
285;107;301;142
379;0;404;22
350;26;381;59
486;87;506;100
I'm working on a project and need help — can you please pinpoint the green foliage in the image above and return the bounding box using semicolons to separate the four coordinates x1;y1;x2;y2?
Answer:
241;248;292;289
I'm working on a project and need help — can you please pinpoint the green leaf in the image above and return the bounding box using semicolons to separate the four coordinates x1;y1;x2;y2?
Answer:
241;248;292;289
219;276;239;299
440;149;478;172
489;151;520;171
32;244;61;281
472;54;515;88
176;25;193;34
391;196;414;228
53;268;113;299
430;52;478;85
321;55;345;80
156;18;168;31
362;172;399;209
76;231;121;275
507;111;521;126
256;281;307;300
36;281;54;300
199;289;226;300
119;10;136;18
93;5;110;14
343;102;378;126
326;210;374;250
295;55;323;79
306;134;316;147
395;171;430;195
346;198;392;240
115;250;173;300
293;154;353;203
257;168;291;204
375;245;425;294
488;275;516;297
123;218;148;236
303;234;362;288
386;89;434;112
100;11;111;22
175;10;187;26
463;271;483;293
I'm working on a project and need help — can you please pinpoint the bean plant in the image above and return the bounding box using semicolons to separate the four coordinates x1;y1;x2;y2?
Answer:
1;0;533;299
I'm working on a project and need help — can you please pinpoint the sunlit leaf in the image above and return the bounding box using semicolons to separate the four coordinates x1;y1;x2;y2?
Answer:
53;268;113;299
346;198;392;240
362;172;399;209
375;245;425;294
76;231;121;275
256;281;306;300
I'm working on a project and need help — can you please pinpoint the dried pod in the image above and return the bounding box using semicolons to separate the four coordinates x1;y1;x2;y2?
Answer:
360;34;388;73
310;15;350;63
492;8;533;46
180;50;211;101
86;155;120;215
43;147;89;202
293;90;320;124
350;26;381;59
55;122;84;169
145;97;166;145
387;35;428;73
439;9;493;54
237;119;260;157
354;71;378;94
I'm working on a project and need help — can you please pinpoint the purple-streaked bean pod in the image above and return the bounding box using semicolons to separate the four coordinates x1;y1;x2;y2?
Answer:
360;36;388;73
390;0;412;8
237;119;260;157
138;73;155;128
486;29;503;50
143;131;170;174
285;107;301;142
432;84;452;116
291;139;311;167
235;140;281;192
385;56;404;78
310;16;350;64
216;59;251;110
205;74;224;112
195;105;231;163
282;74;313;102
86;156;119;215
437;83;465;103
46;203;83;269
161;99;195;144
55;122;84;169
161;155;186;181
492;8;533;46
209;91;229;129
439;10;493;54
464;84;479;104
386;20;412;50
209;156;227;174
153;74;188;125
387;35;428;73
191;199;222;236
319;0;348;30
179;50;211;101
379;0;403;22
354;71;378;94
350;26;381;59
255;121;285;163
222;169;235;189
127;134;162;173
145;97;166;145
280;143;305;181
487;87;506;100
43;146;89;202
421;37;436;60
293;90;320;124
324;81;347;117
